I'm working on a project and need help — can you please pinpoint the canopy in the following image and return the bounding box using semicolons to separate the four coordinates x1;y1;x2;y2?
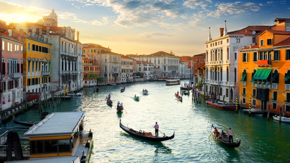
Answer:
240;72;246;82
251;69;271;82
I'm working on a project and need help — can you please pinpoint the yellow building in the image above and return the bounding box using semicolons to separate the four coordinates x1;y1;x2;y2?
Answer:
22;37;52;100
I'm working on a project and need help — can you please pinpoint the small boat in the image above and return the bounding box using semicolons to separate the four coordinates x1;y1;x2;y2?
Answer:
67;93;75;96
110;83;116;86
121;88;125;93
95;88;100;92
211;130;241;148
242;108;264;116
106;97;113;106
176;96;182;101
75;92;83;96
180;83;192;90
117;106;124;113
120;119;175;142
143;90;148;95
273;115;290;123
182;91;189;95
206;100;236;111
13;119;35;127
134;96;139;101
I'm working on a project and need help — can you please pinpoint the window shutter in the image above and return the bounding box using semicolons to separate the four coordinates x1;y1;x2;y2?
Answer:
278;50;280;60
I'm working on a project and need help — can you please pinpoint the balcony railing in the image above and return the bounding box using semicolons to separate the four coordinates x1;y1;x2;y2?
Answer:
257;60;271;67
83;63;93;66
11;73;20;79
254;83;271;89
42;71;50;76
272;83;278;89
242;81;246;86
286;84;290;90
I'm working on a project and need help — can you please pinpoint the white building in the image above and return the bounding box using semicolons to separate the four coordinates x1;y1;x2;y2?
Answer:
204;20;271;102
121;55;133;83
179;62;191;79
127;51;179;78
97;51;121;84
137;61;154;80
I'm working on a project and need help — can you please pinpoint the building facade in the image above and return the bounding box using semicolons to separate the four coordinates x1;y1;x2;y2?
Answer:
121;55;133;83
82;58;100;87
204;21;271;103
136;61;154;80
239;19;290;115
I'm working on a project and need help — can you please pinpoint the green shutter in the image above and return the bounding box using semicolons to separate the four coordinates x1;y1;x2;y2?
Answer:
271;72;279;81
284;74;290;81
240;72;246;81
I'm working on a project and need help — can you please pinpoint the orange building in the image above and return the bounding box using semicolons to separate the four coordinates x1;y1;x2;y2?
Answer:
82;58;100;87
238;18;290;115
179;56;194;68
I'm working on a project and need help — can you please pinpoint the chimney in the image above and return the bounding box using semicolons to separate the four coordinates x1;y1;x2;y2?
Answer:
224;20;227;36
46;27;50;35
8;29;12;37
249;44;252;49
219;28;224;37
77;31;79;42
245;29;248;35
243;46;246;49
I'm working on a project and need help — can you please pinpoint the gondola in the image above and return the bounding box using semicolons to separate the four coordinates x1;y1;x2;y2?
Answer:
143;90;148;95
176;96;182;101
121;88;125;93
13;119;35;127
117;106;123;113
134;96;139;101
120;119;175;142
182;91;189;95
106;97;112;106
211;126;241;148
206;100;235;111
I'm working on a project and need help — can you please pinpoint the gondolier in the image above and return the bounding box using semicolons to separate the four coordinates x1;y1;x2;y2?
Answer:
226;128;233;143
154;122;159;137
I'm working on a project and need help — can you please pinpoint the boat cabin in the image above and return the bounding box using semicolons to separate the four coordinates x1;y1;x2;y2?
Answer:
166;79;180;86
20;112;93;163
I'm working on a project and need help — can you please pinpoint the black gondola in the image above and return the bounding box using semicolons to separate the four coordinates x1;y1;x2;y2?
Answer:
121;88;125;93
120;119;175;142
182;91;189;95
117;106;123;113
106;97;112;106
13;119;35;127
211;126;241;148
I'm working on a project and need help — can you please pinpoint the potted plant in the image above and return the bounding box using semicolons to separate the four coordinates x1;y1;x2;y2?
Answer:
261;81;265;84
253;81;257;84
266;82;270;84
258;81;261;84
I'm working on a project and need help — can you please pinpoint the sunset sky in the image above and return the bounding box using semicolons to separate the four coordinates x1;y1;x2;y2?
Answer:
0;0;289;56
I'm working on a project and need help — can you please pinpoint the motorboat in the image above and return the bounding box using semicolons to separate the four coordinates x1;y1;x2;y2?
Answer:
206;100;236;111
76;92;83;96
273;115;290;123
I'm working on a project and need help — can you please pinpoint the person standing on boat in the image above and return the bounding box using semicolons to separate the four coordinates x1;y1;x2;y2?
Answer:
226;128;233;143
117;101;120;107
108;94;111;99
154;122;159;137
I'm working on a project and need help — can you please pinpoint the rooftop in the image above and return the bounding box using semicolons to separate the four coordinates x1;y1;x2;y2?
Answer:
274;37;290;47
24;112;85;137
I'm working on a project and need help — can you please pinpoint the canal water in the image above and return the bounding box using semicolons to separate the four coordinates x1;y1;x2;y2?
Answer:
2;81;290;162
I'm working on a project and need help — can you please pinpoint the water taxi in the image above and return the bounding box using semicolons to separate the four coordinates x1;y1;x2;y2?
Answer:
166;79;180;86
10;112;93;163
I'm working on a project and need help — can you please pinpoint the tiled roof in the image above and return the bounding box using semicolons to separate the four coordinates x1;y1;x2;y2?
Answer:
266;30;290;35
228;26;271;36
121;55;133;59
274;37;290;47
193;53;205;57
274;18;290;22
149;51;178;57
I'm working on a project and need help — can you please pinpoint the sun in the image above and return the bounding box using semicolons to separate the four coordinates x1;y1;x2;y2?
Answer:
10;14;33;23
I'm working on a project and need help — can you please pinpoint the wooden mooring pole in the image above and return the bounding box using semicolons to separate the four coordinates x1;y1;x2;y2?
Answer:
267;105;270;120
279;107;282;123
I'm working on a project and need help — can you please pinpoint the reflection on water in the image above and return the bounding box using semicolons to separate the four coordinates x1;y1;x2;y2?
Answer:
3;81;290;162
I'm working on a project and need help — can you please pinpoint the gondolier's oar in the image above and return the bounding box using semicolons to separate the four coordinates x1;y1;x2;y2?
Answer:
159;130;165;136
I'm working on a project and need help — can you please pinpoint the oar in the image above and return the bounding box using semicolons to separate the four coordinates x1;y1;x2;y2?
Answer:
159;130;165;136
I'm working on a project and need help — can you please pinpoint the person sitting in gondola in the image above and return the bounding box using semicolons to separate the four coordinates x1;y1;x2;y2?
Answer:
214;127;219;137
108;94;111;99
135;94;136;97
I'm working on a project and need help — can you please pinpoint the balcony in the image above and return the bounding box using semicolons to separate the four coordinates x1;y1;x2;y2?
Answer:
272;83;278;89
257;60;271;67
254;82;271;89
42;71;50;76
83;63;93;66
11;73;20;79
242;81;246;86
286;84;290;90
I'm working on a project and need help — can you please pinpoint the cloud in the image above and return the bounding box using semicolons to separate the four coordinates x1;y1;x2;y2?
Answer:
140;32;172;38
288;7;290;9
123;0;142;9
267;1;273;4
153;1;172;10
208;1;260;18
183;0;212;9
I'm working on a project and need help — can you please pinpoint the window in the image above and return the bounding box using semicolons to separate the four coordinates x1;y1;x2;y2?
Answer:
259;52;264;60
58;139;71;153
253;52;257;61
234;68;237;82
243;88;246;96
242;98;246;104
234;53;237;60
32;44;35;51
260;40;264;46
226;88;228;97
286;105;290;112
272;103;277;109
31;141;44;154
2;41;4;51
286;50;290;60
273;91;277;101
286;93;290;102
252;37;256;43
267;39;272;45
252;99;256;106
236;38;240;43
32;61;34;72
227;39;229;43
274;51;280;60
242;53;247;62
28;43;30;50
2;58;5;75
44;140;57;153
253;89;256;97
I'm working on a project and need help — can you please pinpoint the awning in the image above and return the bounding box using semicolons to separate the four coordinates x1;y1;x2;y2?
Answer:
271;72;279;81
284;74;290;81
240;72;246;82
251;69;272;82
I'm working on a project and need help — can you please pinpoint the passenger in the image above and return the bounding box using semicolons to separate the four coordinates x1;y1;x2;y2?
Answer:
214;127;219;137
135;94;136;97
108;94;111;99
226;128;233;143
154;122;159;137
117;101;120;107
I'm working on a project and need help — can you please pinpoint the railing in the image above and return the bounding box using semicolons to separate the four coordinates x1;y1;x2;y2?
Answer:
272;83;278;89
11;73;20;79
42;71;50;76
286;84;290;90
83;63;93;66
255;83;271;89
242;81;246;86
